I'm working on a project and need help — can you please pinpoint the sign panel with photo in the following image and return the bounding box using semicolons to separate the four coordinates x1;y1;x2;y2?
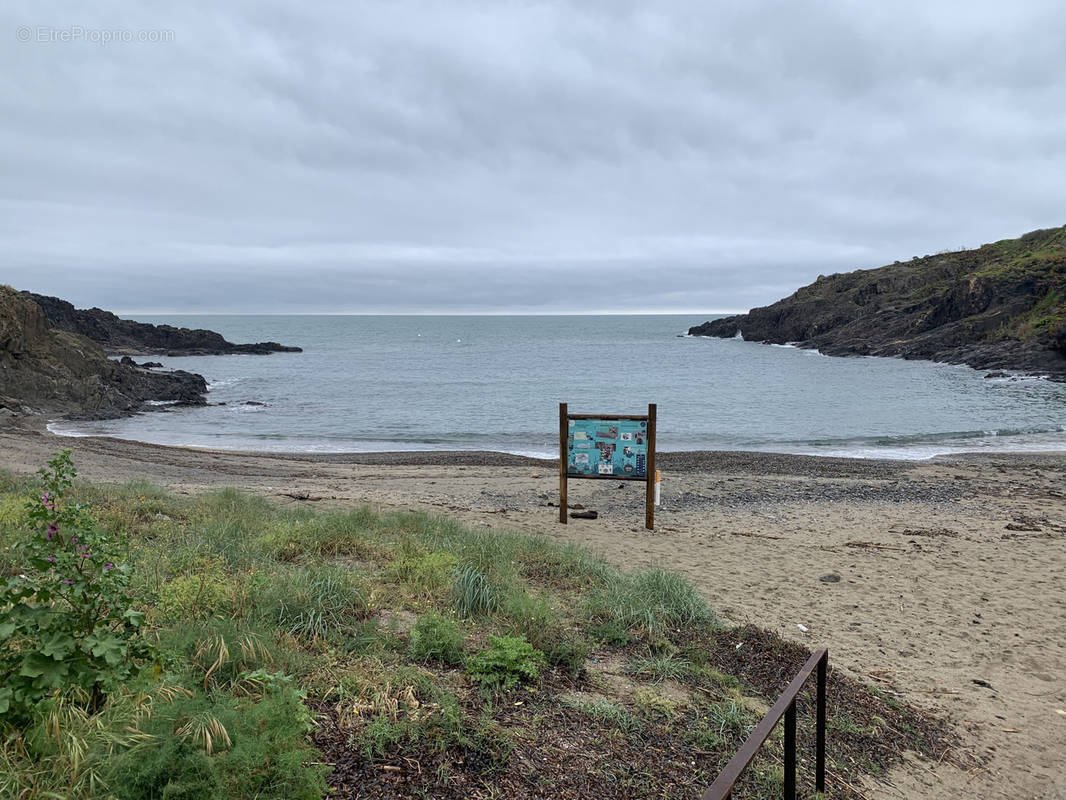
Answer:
566;418;648;477
558;403;657;530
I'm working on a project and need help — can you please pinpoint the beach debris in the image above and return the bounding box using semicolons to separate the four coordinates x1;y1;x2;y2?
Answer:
733;531;784;540
867;670;899;685
819;573;841;583
1005;514;1043;532
972;679;994;689
796;624;809;633
735;643;743;650
1055;709;1066;716
845;540;906;551
279;491;325;501
890;526;959;538
570;510;598;519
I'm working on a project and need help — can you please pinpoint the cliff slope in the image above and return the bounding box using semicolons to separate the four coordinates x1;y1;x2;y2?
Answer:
689;225;1066;378
23;293;302;356
0;286;207;419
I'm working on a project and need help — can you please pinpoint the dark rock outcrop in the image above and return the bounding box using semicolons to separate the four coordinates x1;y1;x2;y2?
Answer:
23;293;301;356
1;286;207;419
690;225;1066;379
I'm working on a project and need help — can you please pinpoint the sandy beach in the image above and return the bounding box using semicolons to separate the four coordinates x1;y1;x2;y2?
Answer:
1;414;1064;800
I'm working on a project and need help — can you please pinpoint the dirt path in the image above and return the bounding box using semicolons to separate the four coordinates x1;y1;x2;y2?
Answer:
3;417;1064;799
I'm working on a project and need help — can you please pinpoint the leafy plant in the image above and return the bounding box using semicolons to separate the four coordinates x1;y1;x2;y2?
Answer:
409;611;464;665
0;451;150;719
466;635;544;690
451;565;499;618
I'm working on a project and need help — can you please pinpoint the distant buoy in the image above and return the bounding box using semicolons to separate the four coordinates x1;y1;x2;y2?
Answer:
456;338;462;343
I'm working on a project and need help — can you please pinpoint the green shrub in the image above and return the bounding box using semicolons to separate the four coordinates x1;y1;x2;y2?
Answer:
588;619;630;646
261;508;378;561
0;451;151;720
409;612;464;665
451;565;499;618
158;558;235;621
390;547;459;594
105;682;326;800
501;591;557;647
466;635;544;690
0;686;161;798
633;686;683;718
684;699;758;750
544;635;591;677
356;714;421;759
0;494;31;528
561;695;641;733
587;567;718;637
262;566;371;641
625;652;694;683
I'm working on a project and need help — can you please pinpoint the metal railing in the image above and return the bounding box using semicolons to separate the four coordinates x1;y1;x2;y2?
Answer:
700;648;828;800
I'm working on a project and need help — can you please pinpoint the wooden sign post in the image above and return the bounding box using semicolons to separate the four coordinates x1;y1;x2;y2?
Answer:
559;403;657;530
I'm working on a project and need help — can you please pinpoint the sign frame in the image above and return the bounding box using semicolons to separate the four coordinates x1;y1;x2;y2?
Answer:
559;402;657;530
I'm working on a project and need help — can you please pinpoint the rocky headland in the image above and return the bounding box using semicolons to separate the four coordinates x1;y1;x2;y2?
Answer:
23;292;302;356
0;286;209;419
690;225;1066;379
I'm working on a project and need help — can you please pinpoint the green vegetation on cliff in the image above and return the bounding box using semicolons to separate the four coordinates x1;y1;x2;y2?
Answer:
690;225;1066;378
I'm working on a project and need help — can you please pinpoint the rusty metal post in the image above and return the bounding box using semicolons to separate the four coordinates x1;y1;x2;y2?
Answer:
784;700;796;800
816;652;827;792
700;648;828;800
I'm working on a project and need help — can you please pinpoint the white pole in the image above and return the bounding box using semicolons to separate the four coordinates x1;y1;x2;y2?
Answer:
654;469;661;506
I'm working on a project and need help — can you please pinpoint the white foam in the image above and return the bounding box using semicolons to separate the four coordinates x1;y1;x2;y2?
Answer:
207;377;244;390
46;421;93;438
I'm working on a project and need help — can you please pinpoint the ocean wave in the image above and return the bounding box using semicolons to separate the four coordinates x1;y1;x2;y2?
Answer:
46;421;95;438
207;377;245;390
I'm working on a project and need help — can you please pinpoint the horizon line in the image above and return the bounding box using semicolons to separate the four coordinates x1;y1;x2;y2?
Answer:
110;309;745;317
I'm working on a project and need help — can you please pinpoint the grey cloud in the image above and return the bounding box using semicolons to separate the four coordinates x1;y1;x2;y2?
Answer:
2;0;1064;313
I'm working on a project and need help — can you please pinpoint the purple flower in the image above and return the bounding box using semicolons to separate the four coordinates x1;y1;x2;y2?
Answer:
80;553;90;559
63;579;73;584
70;536;77;544
103;563;114;570
47;556;56;563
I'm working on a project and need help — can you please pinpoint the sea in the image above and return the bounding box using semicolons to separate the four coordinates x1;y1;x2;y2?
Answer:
49;315;1066;460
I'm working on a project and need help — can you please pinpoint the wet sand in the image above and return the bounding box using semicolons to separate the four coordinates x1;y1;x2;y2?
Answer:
2;415;1064;799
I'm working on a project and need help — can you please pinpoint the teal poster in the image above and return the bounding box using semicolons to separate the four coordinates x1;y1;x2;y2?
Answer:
567;418;648;478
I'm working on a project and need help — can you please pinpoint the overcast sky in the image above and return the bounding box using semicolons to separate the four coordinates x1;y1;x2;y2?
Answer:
3;1;1064;314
